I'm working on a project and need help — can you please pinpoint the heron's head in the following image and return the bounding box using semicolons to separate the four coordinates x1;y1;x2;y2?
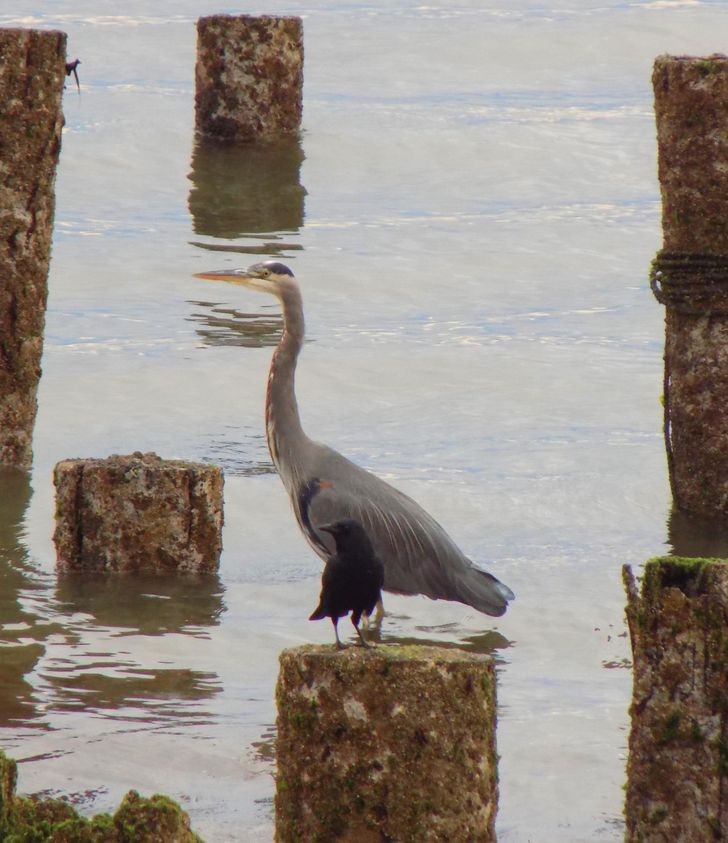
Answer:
194;261;296;298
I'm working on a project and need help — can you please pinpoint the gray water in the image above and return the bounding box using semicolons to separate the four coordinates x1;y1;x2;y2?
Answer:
2;1;728;840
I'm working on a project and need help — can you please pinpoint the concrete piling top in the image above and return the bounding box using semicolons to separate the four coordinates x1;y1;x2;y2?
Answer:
275;643;498;842
279;640;493;666
195;14;303;141
277;642;496;711
653;54;728;253
53;452;224;574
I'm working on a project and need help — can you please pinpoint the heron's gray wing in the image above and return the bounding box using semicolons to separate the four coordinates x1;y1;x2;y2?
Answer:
304;449;514;616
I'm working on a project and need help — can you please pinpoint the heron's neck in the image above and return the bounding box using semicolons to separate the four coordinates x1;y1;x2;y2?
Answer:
265;284;308;488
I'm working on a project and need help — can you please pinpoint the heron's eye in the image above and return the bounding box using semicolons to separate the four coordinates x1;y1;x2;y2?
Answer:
260;269;270;277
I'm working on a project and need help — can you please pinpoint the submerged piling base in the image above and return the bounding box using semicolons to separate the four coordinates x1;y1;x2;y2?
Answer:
275;644;498;842
53;452;224;573
623;558;728;842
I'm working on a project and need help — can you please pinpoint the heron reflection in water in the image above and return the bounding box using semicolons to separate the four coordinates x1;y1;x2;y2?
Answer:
194;261;514;620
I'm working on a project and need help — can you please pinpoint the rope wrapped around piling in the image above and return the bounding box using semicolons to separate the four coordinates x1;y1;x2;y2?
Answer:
650;251;728;315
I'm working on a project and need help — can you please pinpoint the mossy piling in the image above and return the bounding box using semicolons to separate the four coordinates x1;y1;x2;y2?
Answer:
53;452;224;573
623;557;728;841
651;55;728;515
275;644;498;842
0;28;66;467
195;14;303;142
0;749;201;841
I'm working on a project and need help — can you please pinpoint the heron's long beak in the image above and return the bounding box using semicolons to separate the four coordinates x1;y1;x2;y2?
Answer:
194;268;256;287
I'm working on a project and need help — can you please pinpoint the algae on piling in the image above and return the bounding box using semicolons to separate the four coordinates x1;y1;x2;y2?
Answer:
623;556;728;841
276;643;498;842
0;750;202;842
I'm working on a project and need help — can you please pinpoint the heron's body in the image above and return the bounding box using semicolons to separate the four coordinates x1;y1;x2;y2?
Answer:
309;518;384;648
195;262;515;617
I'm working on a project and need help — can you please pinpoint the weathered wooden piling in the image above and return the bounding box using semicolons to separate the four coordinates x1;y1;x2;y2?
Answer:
651;55;728;515
53;452;223;573
195;14;303;141
623;558;728;841
0;29;66;468
275;644;498;842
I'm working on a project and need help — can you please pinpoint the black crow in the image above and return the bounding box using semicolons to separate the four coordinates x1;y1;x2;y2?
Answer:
309;518;384;649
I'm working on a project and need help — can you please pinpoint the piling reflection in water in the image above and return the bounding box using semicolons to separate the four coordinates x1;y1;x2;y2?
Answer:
187;135;305;350
187;135;306;240
668;508;728;559
0;468;46;726
0;468;34;598
0;501;227;730
38;574;227;721
42;666;221;719
54;572;226;636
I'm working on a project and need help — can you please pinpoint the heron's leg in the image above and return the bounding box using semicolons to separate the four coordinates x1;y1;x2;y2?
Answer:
352;615;371;649
361;597;384;631
332;617;345;650
373;597;385;624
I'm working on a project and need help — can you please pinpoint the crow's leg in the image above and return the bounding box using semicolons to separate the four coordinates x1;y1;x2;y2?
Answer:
352;613;372;649
332;617;346;650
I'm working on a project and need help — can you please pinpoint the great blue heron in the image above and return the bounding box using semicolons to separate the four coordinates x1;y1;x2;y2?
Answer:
309;518;385;649
194;261;515;617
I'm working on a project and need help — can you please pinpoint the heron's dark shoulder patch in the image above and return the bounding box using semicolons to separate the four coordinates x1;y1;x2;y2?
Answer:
298;478;322;515
296;478;329;555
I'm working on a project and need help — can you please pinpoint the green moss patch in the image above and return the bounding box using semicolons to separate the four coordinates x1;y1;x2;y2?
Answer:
643;555;720;597
0;751;202;842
